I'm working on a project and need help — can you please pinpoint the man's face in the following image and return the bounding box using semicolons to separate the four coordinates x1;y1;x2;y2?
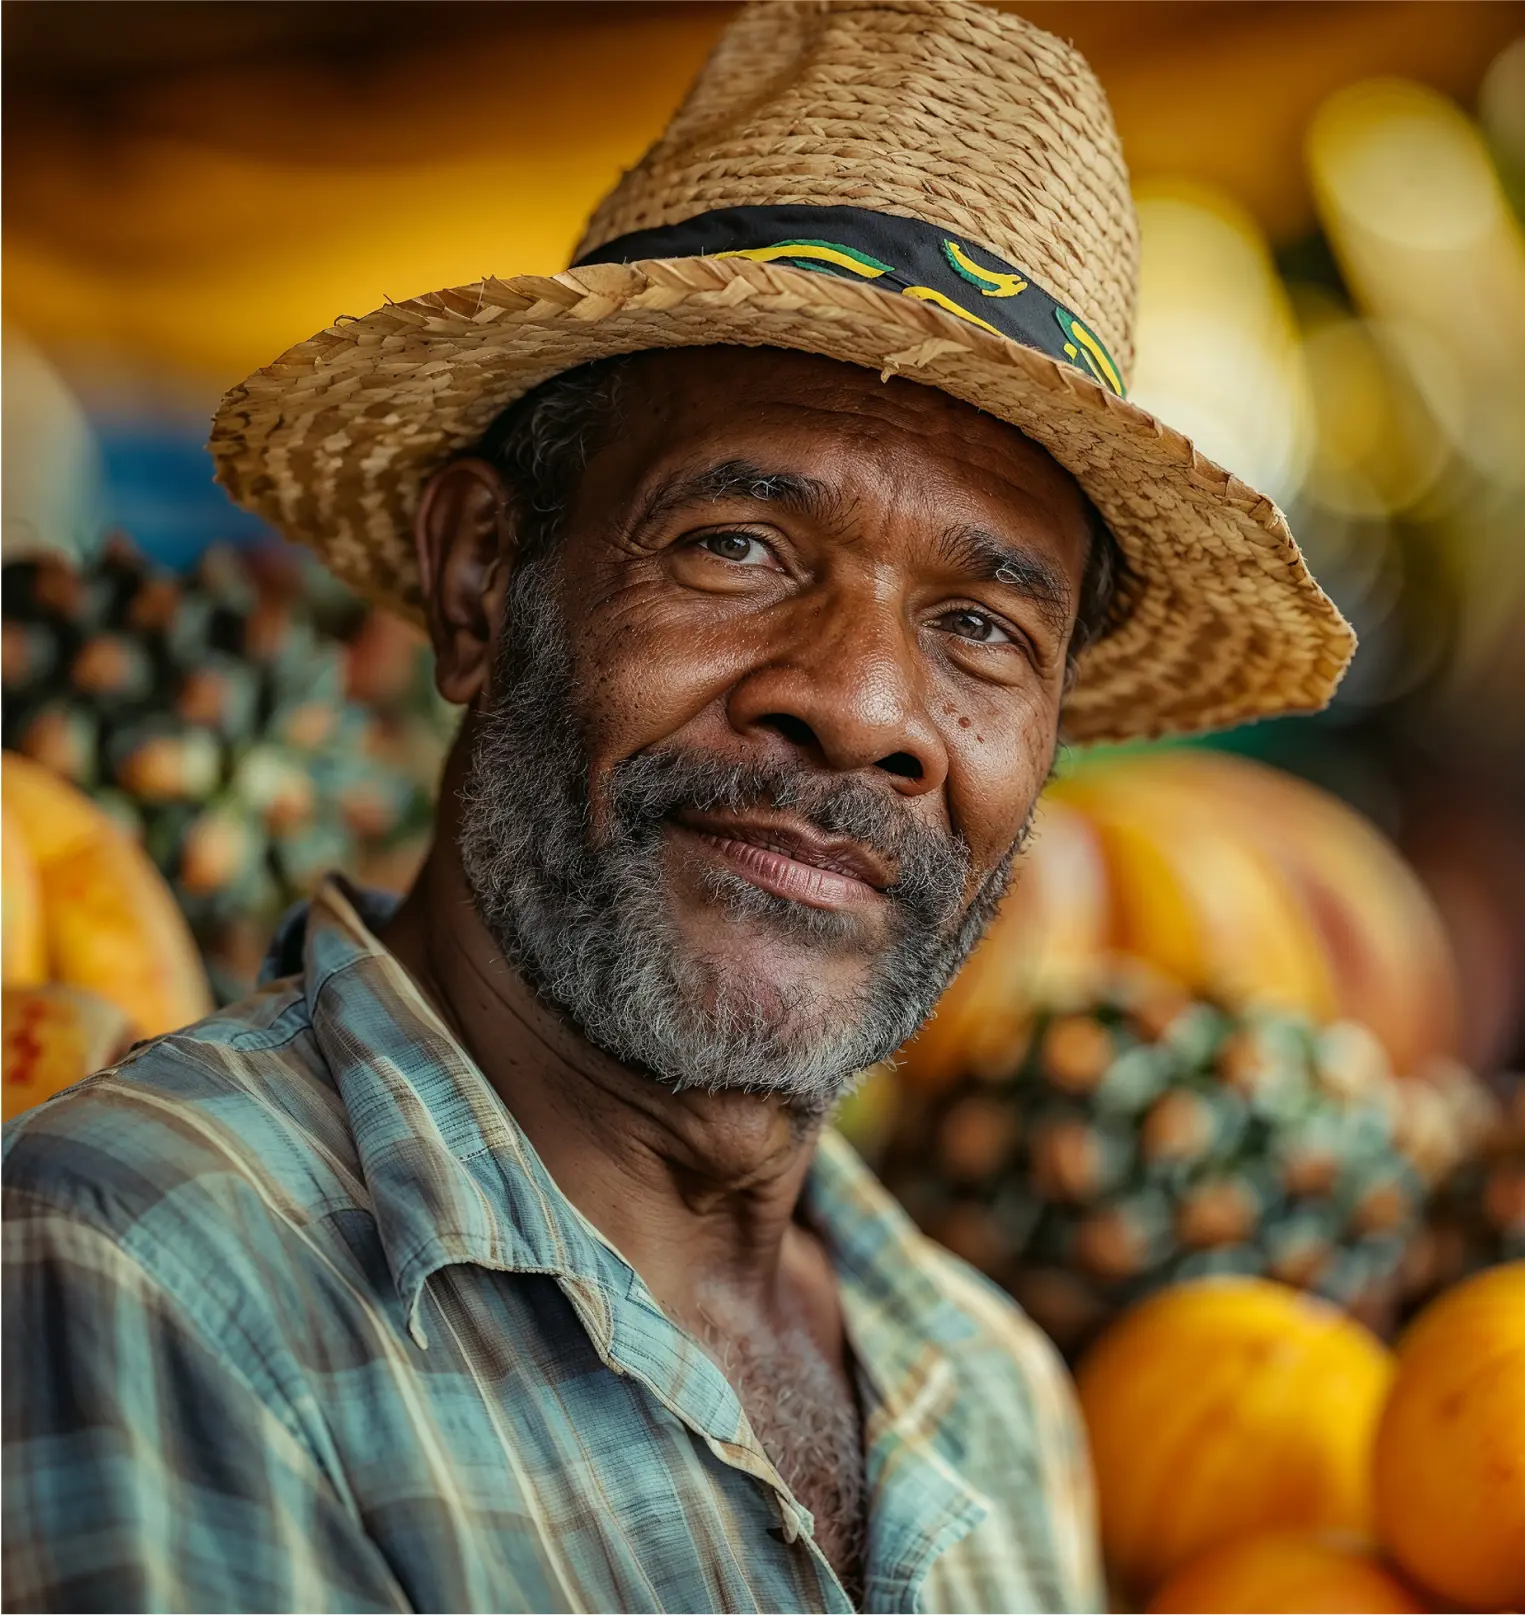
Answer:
433;349;1091;1110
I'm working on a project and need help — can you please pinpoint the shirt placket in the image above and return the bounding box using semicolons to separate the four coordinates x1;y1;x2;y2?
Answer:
564;1265;857;1612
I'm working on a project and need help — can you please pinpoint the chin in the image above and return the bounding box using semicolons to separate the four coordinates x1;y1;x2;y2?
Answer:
673;889;880;996
642;921;904;1108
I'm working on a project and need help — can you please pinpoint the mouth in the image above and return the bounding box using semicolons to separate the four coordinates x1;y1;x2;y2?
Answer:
672;807;893;912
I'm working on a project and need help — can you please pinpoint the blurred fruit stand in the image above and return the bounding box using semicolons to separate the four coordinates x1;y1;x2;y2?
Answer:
4;6;1524;1611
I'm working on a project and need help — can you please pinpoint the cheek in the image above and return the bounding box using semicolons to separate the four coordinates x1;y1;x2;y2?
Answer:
565;572;755;765
942;690;1056;869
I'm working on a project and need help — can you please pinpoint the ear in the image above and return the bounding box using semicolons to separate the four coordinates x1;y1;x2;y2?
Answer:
412;458;515;706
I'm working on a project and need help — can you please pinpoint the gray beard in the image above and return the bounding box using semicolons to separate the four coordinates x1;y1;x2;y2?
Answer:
457;547;1022;1113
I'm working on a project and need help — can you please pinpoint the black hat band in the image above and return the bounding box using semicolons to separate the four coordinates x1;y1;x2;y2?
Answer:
575;203;1126;399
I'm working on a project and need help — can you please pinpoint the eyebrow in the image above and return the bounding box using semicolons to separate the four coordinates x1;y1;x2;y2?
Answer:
627;457;849;537
936;523;1075;631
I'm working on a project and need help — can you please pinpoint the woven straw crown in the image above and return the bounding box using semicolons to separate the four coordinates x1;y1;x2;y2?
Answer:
578;0;1139;379
210;0;1355;742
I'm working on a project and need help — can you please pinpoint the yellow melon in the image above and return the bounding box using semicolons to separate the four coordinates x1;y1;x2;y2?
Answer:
1077;1276;1395;1596
1146;1531;1424;1614
1374;1261;1525;1611
1;796;47;987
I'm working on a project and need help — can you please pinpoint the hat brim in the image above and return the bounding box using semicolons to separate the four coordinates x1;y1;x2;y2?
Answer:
209;254;1354;743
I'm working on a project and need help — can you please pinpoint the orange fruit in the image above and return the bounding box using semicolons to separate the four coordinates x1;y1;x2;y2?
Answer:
1374;1261;1525;1610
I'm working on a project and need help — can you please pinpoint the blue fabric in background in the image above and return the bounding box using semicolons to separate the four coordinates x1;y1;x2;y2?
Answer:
96;424;271;569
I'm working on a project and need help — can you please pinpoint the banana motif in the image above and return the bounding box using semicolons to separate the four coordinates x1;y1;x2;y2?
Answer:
1054;308;1125;396
714;239;891;278
943;239;1029;298
900;285;1004;336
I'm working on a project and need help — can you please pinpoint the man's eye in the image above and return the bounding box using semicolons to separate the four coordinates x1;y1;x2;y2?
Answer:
942;609;1013;645
698;530;772;566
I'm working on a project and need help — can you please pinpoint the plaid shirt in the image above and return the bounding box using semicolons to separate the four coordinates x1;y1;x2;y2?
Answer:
4;879;1100;1614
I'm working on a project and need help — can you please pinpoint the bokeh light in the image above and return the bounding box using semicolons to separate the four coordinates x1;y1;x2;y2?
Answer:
1309;76;1525;488
1130;181;1312;507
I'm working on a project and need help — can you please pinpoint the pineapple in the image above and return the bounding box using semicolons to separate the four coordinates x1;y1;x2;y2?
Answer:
3;539;457;1002
1401;1078;1524;1305
882;969;1445;1356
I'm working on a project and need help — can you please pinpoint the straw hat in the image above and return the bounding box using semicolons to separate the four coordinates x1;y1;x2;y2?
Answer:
209;0;1354;742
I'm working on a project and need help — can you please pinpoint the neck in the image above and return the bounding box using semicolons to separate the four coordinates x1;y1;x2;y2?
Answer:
379;815;822;1316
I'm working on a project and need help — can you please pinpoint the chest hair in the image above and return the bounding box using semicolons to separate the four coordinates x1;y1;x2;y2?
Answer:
696;1316;869;1607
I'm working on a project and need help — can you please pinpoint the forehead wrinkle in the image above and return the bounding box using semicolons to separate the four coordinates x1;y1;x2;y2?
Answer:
937;522;1074;631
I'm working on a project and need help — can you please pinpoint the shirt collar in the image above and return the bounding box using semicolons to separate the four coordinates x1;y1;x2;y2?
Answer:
283;879;628;1345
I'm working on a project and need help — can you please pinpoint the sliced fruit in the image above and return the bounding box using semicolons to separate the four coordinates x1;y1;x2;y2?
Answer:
1;796;47;987
3;984;132;1121
2;752;210;1038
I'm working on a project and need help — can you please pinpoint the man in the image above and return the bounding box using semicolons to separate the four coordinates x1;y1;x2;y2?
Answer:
2;3;1353;1612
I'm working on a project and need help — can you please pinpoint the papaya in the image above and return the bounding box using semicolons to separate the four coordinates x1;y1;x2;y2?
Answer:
1051;761;1337;1022
1139;752;1457;1073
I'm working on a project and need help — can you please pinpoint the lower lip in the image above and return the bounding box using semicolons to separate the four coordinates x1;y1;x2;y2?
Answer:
680;827;881;912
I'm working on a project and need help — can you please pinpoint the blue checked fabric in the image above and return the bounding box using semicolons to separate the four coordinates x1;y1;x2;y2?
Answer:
3;879;1101;1614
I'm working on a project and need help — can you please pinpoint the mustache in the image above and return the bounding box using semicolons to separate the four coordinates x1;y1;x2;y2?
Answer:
604;747;974;930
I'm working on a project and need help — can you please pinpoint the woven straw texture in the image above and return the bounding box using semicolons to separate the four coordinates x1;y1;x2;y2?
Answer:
209;0;1355;742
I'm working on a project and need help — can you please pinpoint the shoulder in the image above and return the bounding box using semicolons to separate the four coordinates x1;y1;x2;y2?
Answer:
2;977;358;1253
852;1178;1103;1612
908;1227;1073;1387
816;1128;1075;1397
814;1132;1103;1607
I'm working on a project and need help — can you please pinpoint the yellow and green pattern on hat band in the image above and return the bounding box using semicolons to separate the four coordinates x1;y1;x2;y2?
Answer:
1054;308;1124;396
578;204;1128;399
942;238;1030;299
714;238;893;279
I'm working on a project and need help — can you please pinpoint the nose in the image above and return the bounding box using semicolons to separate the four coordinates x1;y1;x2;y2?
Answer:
724;593;949;797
